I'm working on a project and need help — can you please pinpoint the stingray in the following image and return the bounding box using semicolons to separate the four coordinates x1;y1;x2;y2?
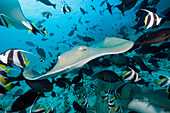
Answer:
23;37;133;80
0;0;44;35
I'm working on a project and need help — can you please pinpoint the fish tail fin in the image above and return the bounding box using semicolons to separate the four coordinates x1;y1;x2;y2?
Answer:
7;68;11;75
15;81;21;87
157;17;162;25
148;69;153;77
6;82;12;91
114;4;124;16
25;61;30;67
160;17;167;25
52;4;56;9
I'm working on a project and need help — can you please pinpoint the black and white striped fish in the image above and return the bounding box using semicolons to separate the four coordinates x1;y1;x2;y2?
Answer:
141;9;162;29
0;15;11;28
79;96;90;108
157;75;170;88
108;97;122;113
0;64;11;78
122;67;141;83
61;4;73;14
0;49;36;69
108;97;116;110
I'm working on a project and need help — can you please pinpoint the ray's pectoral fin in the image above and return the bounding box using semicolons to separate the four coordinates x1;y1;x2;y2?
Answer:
23;69;41;80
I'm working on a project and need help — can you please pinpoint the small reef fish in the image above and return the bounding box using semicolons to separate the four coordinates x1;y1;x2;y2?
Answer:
157;75;170;88
0;64;11;78
37;0;56;9
106;1;113;15
157;75;170;99
41;11;52;19
36;24;48;35
8;89;44;112
100;1;106;6
0;77;12;96
79;96;90;108
36;47;46;62
61;4;73;14
115;0;138;15
80;7;88;15
25;41;36;47
73;101;87;113
141;9;162;29
0;49;31;69
122;67;141;83
0;15;11;28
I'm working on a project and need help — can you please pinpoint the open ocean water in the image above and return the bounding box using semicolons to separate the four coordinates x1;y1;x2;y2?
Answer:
0;0;170;113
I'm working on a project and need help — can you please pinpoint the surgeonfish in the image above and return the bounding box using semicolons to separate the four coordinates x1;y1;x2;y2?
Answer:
0;49;31;69
35;47;46;62
0;0;45;35
106;1;113;15
114;0;138;15
141;9;162;29
36;0;56;9
8;90;43;112
80;7;88;15
41;11;52;19
61;4;73;14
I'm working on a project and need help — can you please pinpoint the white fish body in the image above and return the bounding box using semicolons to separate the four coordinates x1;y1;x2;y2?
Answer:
141;9;162;29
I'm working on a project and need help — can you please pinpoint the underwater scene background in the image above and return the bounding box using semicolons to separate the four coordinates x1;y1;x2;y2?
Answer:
0;0;170;113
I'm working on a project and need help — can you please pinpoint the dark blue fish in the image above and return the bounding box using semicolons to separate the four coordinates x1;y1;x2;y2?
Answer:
68;29;74;36
106;1;113;15
8;90;43;112
100;1;106;6
37;0;56;9
80;7;88;15
114;0;138;15
36;46;46;62
25;41;36;47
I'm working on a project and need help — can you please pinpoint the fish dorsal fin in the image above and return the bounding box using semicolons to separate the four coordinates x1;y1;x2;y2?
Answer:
159;75;167;79
23;53;27;61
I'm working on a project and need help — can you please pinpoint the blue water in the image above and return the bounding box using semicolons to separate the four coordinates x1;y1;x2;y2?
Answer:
0;0;170;113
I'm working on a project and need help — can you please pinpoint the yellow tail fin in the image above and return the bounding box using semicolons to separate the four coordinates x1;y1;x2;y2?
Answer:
0;64;7;70
0;77;6;85
25;61;30;66
7;69;11;75
6;82;12;91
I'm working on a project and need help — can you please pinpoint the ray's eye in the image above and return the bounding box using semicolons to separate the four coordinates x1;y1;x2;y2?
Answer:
79;47;87;51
